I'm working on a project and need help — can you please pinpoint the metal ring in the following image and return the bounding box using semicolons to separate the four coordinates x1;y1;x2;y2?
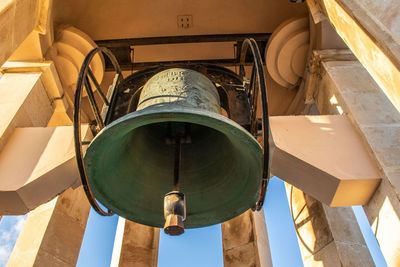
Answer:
240;39;271;211
74;47;122;216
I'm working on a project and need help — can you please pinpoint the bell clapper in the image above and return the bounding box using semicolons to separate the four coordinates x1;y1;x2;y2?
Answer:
164;123;190;236
163;192;186;236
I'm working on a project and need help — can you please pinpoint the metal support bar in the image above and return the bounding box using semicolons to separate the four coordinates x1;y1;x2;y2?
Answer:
96;33;270;47
87;68;110;106
173;136;181;191
239;39;271;211
74;47;123;217
96;33;271;71
84;78;104;130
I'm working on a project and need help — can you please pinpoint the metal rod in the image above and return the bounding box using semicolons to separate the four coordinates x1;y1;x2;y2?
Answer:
73;46;122;217
96;33;271;47
84;78;105;129
87;68;110;106
250;67;259;136
173;136;182;191
240;38;271;210
113;59;256;71
127;86;143;113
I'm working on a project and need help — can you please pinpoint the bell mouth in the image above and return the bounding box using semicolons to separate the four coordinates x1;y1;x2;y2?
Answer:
85;104;263;228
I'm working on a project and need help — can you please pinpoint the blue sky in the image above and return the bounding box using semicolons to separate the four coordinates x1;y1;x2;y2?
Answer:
0;177;388;267
0;215;26;266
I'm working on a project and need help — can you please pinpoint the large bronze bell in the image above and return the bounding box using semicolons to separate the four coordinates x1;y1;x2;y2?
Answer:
84;68;263;234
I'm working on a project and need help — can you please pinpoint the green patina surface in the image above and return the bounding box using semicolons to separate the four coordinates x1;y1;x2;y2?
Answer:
85;105;263;228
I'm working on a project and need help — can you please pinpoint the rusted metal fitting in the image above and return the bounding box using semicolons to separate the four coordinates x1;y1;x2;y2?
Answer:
163;191;186;236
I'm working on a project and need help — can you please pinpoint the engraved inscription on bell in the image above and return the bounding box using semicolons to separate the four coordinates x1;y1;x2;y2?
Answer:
137;68;221;113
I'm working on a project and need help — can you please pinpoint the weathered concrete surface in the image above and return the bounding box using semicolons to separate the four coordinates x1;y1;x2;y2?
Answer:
313;57;400;266
0;72;53;151
117;220;159;267
304;49;355;112
2;61;64;99
0;54;90;265
0;0;53;65
1;61;71;126
53;0;307;40
0;126;90;214
6;187;90;267
222;210;272;267
357;0;400;42
318;60;400;196
270;115;381;206
286;184;375;267
0;0;38;65
313;0;400;112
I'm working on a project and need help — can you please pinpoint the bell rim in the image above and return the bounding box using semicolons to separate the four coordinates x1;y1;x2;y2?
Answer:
85;104;263;228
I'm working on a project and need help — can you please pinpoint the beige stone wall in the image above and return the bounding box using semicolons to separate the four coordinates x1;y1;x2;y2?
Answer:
0;0;39;64
357;0;400;41
7;188;90;267
315;57;400;266
0;0;53;66
222;210;272;267
287;184;374;267
0;72;53;151
314;0;400;113
318;61;400;199
118;221;159;267
53;0;307;40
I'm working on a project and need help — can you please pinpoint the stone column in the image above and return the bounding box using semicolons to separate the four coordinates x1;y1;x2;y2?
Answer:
0;0;40;65
222;210;273;267
110;217;126;267
313;56;400;266
116;220;159;267
311;0;400;112
286;184;374;267
6;188;90;266
3;60;90;266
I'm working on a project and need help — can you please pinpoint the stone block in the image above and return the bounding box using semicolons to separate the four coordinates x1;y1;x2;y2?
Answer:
306;241;341;267
0;72;53;151
315;57;400;266
2;61;65;101
122;221;159;250
39;208;87;265
287;184;375;267
224;243;258;267
1;61;71;126
316;0;400;112
0;125;91;214
115;220;159;267
0;1;15;64
319;59;400;196
271;115;381;206
0;0;40;66
7;187;90;267
360;126;400;168
222;211;254;251
323;61;400;125
287;185;333;256
222;210;272;267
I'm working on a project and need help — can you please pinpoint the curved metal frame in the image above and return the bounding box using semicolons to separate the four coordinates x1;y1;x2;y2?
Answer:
75;42;269;216
239;38;271;211
74;47;122;216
